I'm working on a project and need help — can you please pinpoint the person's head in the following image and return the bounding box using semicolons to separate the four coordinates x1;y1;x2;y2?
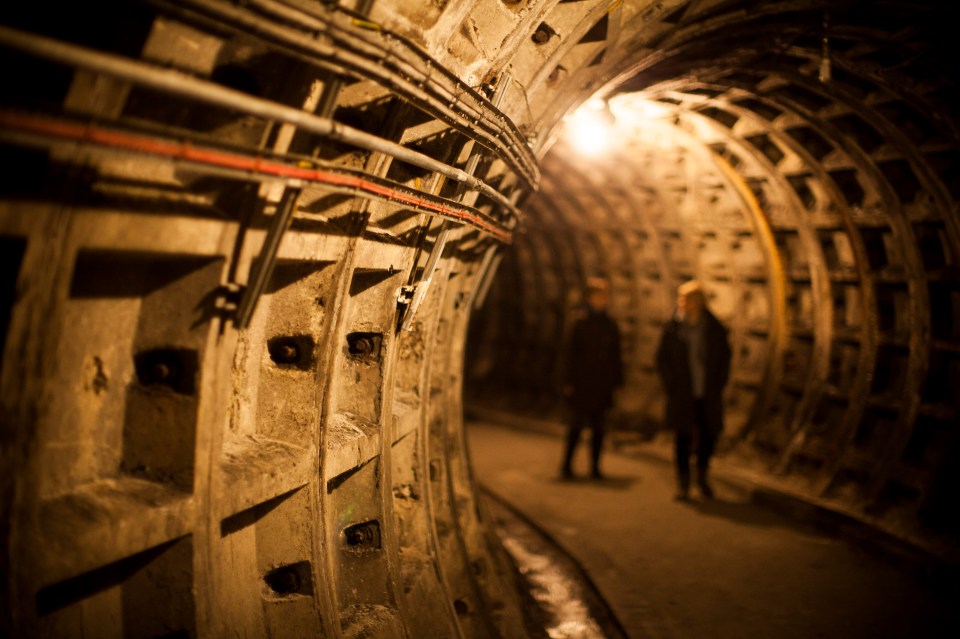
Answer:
677;280;706;324
584;277;610;312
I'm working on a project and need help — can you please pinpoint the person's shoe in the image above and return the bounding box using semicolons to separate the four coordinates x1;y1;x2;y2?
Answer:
676;475;690;501
698;479;714;499
560;468;574;480
590;469;604;480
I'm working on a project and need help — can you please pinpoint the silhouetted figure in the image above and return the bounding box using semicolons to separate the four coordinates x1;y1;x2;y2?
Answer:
561;277;623;479
656;281;731;500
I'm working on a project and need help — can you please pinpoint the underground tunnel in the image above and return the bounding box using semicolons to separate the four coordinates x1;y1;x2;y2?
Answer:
1;0;959;637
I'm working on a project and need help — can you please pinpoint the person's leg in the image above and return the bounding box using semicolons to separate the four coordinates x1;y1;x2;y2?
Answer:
675;429;692;499
694;399;715;498
561;411;586;477
589;410;606;478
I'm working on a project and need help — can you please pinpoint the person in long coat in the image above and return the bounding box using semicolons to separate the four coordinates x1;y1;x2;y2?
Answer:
561;277;623;479
655;280;731;500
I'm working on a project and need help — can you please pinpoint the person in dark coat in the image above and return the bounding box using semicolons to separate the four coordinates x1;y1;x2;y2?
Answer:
655;280;731;500
561;277;623;479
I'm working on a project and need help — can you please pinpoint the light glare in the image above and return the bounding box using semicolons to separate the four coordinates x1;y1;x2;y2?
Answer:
569;113;611;154
566;102;615;155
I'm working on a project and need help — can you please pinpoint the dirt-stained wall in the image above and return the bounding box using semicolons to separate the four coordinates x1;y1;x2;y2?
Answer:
3;1;960;636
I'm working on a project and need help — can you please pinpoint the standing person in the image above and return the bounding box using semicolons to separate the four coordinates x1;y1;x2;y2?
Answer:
561;277;623;479
656;281;732;500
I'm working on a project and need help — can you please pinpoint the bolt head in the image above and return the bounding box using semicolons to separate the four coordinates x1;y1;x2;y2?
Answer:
278;344;299;361
152;362;172;381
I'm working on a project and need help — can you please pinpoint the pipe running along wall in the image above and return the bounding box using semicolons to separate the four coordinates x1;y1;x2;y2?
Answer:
2;0;960;637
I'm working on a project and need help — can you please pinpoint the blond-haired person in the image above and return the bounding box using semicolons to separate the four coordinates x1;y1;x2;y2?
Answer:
655;281;731;500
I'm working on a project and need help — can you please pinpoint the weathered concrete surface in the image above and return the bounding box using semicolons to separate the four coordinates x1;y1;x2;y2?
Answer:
467;420;960;639
4;2;960;635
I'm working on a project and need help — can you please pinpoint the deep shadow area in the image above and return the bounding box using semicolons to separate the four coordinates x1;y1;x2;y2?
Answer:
680;495;812;531
553;474;639;491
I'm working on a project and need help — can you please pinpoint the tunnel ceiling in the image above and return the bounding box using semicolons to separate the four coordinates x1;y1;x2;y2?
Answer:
2;0;959;637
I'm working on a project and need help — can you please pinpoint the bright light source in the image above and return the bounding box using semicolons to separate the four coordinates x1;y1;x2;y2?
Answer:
565;99;616;155
585;97;607;111
561;94;678;155
568;112;612;154
608;94;672;124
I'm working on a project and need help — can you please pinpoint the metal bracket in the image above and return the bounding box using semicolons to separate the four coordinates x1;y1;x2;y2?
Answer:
397;284;416;306
233;186;301;329
397;73;513;332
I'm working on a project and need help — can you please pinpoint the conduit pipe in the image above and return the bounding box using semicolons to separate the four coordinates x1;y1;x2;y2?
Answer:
156;0;541;187
0;109;513;242
0;25;522;223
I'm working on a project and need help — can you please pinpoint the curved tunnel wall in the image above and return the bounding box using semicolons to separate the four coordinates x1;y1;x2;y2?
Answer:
468;0;960;547
2;0;960;636
0;0;534;635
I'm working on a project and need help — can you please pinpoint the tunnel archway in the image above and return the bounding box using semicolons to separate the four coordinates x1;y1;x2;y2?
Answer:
1;1;958;636
467;0;960;546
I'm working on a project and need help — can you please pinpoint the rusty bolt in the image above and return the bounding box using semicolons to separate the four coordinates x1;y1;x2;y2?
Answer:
345;528;369;546
269;339;301;365
532;23;554;44
151;362;174;383
277;343;299;362
353;337;373;355
135;348;197;394
343;520;381;550
264;566;301;595
347;332;381;361
345;523;376;546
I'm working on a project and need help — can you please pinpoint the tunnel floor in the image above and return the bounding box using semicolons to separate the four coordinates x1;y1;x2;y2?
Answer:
467;420;960;639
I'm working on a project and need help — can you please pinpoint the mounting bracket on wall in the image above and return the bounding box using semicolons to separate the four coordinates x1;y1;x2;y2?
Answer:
396;73;514;332
233;187;302;329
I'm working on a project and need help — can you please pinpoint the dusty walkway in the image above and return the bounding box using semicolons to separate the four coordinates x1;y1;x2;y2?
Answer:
467;421;960;639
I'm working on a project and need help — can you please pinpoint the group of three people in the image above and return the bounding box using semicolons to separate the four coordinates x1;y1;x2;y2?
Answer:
561;278;732;500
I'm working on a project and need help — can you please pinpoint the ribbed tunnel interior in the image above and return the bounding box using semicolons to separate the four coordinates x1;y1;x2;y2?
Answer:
467;0;960;545
1;1;959;637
